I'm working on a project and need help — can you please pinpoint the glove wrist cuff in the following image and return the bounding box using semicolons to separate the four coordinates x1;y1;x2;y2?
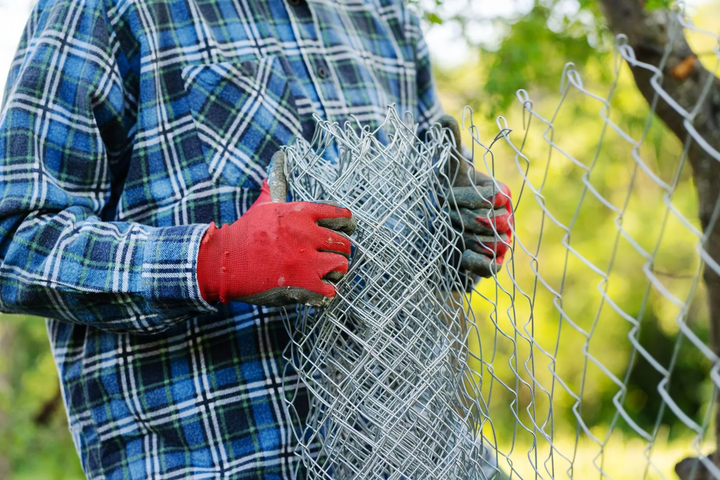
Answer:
197;222;223;304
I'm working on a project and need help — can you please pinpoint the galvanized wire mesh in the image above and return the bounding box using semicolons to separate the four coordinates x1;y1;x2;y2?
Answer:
282;4;720;480
281;107;500;479
468;6;719;479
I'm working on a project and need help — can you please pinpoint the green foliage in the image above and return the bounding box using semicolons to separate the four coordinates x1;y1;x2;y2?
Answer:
645;0;675;11
408;0;444;25
0;315;84;479
621;309;710;439
432;2;718;475
482;5;606;116
425;12;443;25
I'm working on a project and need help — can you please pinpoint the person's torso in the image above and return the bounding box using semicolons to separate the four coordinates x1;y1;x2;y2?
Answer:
46;0;428;478
114;0;421;228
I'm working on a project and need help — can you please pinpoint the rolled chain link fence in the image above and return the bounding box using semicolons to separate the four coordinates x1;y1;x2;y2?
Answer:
280;4;720;479
280;108;498;479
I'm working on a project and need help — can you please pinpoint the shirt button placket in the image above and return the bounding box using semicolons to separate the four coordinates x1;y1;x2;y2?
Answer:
285;0;332;122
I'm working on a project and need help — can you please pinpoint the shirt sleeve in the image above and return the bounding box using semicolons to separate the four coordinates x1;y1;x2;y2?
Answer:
0;0;216;334
406;7;444;136
404;8;482;290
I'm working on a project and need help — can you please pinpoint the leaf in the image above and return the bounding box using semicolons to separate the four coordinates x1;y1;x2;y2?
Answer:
425;12;443;25
644;0;674;11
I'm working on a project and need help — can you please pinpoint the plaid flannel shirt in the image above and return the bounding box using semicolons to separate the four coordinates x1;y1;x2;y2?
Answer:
0;0;442;478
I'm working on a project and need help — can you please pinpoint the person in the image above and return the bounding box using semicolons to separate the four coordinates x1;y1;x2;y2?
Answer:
0;0;512;478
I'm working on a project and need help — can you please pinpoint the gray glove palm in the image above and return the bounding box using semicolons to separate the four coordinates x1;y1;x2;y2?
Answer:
439;115;513;278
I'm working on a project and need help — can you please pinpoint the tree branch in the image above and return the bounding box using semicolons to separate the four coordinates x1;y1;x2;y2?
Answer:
33;387;62;426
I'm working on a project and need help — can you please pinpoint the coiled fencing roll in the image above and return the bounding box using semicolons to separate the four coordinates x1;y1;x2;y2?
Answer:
280;107;501;479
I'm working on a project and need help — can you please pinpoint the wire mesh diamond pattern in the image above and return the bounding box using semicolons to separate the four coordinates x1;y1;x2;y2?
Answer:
281;108;499;479
281;4;720;479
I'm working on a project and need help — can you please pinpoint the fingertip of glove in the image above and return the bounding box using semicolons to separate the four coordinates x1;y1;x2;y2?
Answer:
317;214;357;236
461;250;502;279
501;183;512;197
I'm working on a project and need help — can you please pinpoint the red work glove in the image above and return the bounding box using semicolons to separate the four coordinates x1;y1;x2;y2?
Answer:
197;152;356;306
439;115;513;277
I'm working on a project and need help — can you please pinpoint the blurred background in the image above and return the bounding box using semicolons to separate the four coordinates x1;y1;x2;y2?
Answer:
0;0;718;479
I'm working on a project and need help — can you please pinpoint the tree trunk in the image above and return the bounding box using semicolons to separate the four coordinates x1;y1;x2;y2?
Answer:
597;1;720;478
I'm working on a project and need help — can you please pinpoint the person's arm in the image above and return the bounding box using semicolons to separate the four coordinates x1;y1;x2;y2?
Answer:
0;2;356;333
406;9;513;279
0;1;216;333
407;8;445;136
439;116;513;278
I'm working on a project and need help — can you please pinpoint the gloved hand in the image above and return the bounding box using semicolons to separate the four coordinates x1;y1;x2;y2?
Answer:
439;115;513;278
196;151;357;307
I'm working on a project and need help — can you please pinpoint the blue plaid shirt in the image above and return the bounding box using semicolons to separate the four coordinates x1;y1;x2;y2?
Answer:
0;0;442;478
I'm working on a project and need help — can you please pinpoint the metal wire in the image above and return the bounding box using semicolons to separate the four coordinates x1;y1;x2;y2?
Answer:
281;4;720;479
281;107;500;479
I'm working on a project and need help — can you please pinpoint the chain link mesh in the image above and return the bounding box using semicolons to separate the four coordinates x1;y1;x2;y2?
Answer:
281;108;499;479
282;4;720;479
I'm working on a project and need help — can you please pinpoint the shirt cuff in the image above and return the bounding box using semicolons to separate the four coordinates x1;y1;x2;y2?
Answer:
141;223;218;325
